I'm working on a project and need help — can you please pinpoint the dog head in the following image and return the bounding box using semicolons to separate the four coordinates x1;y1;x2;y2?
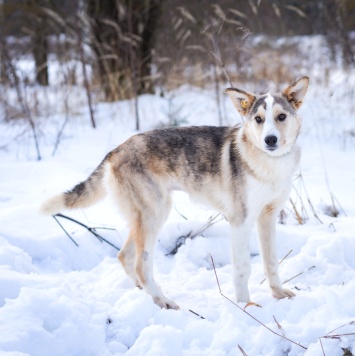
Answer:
225;77;309;157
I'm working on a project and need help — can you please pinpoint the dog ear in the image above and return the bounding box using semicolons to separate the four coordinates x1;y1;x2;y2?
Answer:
225;88;256;116
282;76;309;110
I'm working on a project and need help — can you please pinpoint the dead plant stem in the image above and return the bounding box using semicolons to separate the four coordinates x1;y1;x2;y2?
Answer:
260;249;293;284
209;254;307;350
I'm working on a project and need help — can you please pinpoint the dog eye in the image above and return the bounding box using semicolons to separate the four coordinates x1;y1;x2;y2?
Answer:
255;116;262;124
278;113;286;121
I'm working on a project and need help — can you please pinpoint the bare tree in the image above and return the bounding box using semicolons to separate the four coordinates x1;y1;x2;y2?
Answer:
87;0;163;102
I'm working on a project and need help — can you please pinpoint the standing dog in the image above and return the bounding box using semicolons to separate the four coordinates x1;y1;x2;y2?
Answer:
41;77;309;309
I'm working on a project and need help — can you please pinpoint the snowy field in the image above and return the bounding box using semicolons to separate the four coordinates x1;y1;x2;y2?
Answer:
1;56;355;354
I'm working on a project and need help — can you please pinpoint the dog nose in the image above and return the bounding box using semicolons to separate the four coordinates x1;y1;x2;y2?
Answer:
264;135;278;147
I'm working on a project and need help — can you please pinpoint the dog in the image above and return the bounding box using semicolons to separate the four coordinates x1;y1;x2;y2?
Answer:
41;77;309;309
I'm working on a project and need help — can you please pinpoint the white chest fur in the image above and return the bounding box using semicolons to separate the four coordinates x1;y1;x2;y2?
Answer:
242;145;300;221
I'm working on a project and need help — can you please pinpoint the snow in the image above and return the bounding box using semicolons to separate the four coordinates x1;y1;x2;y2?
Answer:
1;39;355;355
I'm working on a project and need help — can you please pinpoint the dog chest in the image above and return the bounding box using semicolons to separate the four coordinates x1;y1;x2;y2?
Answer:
244;174;291;220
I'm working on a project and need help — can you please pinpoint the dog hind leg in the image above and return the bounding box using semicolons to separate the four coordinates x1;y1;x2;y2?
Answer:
132;196;179;309
118;233;142;289
115;177;177;309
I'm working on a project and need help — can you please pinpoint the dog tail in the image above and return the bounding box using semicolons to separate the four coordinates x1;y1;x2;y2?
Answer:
40;161;108;216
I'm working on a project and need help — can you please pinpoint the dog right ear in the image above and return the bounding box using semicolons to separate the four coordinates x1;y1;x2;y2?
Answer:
225;88;256;116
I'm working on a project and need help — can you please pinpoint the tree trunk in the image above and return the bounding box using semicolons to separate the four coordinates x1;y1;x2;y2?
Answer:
33;23;49;86
87;0;163;101
138;0;162;95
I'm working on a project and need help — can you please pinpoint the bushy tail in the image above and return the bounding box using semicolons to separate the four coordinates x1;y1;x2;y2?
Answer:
40;162;107;216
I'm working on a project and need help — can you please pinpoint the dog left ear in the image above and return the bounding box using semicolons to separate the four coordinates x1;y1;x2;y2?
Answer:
282;76;309;110
225;88;256;117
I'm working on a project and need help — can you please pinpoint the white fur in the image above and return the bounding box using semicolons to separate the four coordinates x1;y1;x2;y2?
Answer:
39;194;65;215
231;126;300;301
262;94;279;146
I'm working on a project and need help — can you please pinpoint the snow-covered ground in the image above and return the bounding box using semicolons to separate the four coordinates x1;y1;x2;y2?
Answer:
1;57;355;354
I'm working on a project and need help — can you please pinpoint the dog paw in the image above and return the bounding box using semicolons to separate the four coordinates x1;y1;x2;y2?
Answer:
272;287;296;300
244;301;262;310
153;296;180;310
135;281;143;289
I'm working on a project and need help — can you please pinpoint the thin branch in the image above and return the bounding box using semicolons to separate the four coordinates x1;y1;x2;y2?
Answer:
330;192;347;217
209;254;307;351
0;39;42;160
273;315;282;331
189;309;206;320
260;249;293;284
282;266;315;285
174;206;189;221
322;333;355;339
166;213;224;256
238;345;248;356
326;321;355;336
210;30;234;88
312;110;346;218
319;337;325;356
319;321;355;355
289;197;304;225
53;213;120;251
52;87;70;156
53;215;79;247
293;173;323;224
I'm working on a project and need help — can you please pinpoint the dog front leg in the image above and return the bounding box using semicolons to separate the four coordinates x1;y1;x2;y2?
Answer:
230;223;252;303
257;207;295;299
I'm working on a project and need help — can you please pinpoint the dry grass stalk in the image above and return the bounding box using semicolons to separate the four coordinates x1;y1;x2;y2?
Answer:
167;213;224;256
188;309;206;320
312;113;347;220
238;344;248;355
260;249;293;284
282;266;315;285
289;197;304;225
0;39;42;160
53;213;120;251
291;173;323;224
318;321;355;356
209;254;307;351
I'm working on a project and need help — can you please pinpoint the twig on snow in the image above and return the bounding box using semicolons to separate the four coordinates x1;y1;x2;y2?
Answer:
319;337;325;356
326;321;355;336
174;206;189;221
329;192;347;217
282;266;315;285
291;173;323;224
318;321;355;356
238;344;248;356
52;213;120;251
189;309;206;320
53;215;79;247
166;213;224;256
289;197;304;225
209;254;307;351
273;315;283;332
